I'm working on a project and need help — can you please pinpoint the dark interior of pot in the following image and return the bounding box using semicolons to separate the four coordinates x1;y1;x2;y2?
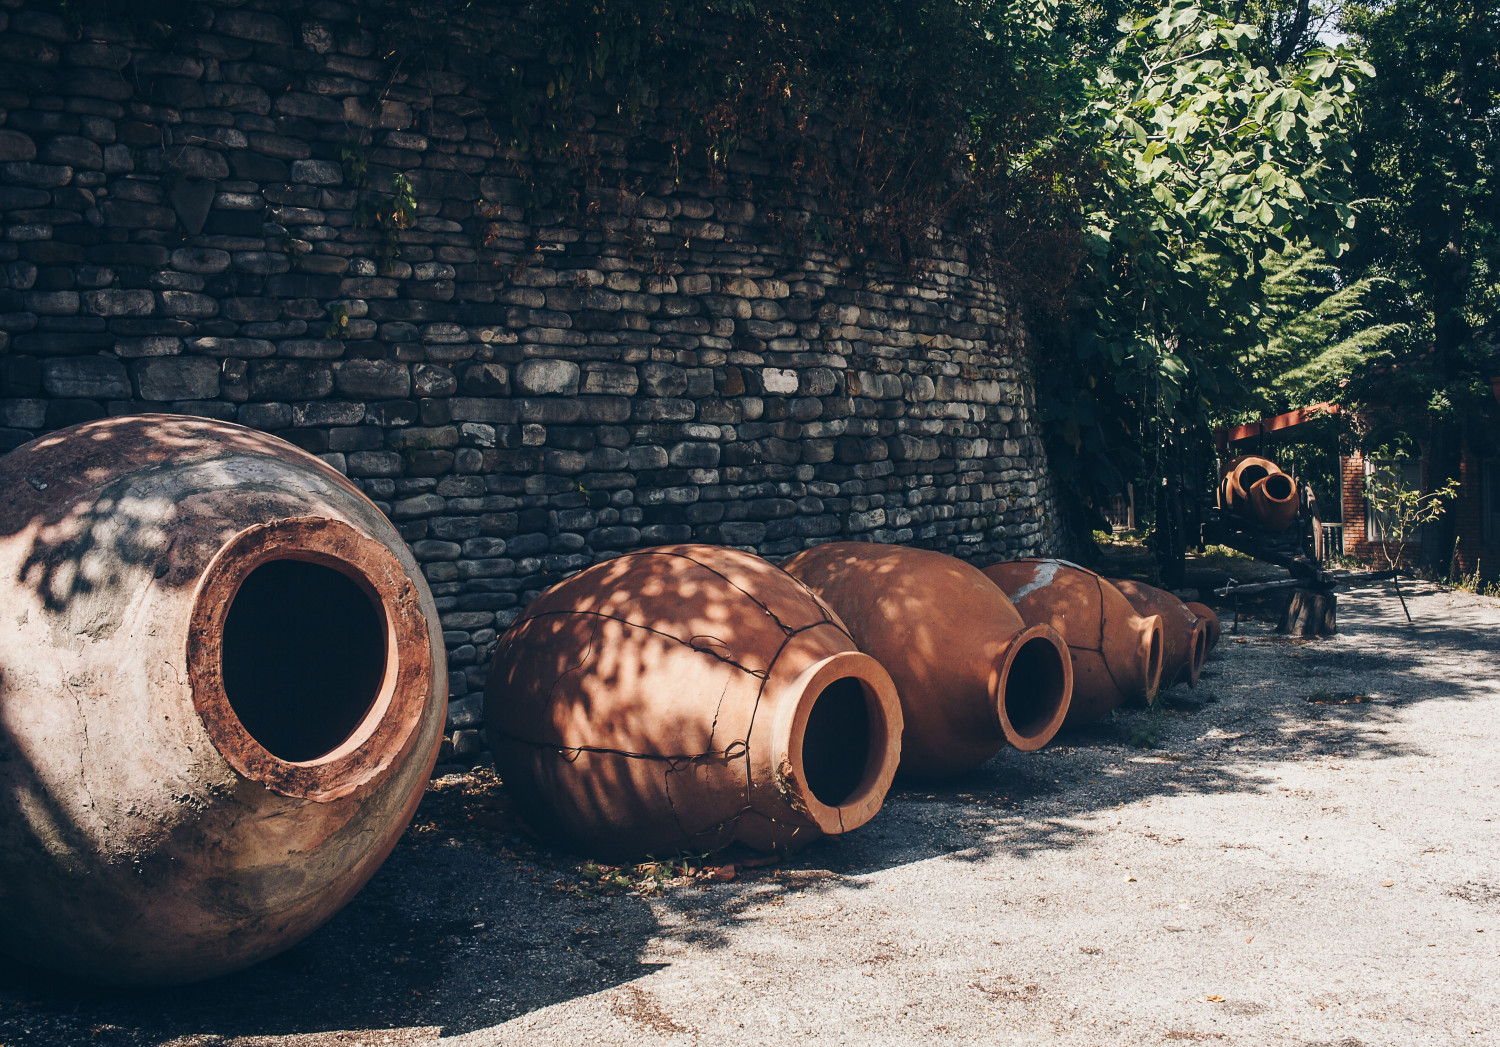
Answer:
800;676;872;807
1147;626;1164;692
1263;472;1295;500
222;559;388;762
1003;635;1068;739
1240;464;1271;490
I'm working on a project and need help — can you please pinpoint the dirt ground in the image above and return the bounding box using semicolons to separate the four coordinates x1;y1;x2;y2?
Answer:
3;571;1498;1047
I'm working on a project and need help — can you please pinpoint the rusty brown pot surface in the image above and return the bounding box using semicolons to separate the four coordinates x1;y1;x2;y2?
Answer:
1185;602;1222;651
980;559;1163;725
1221;455;1280;512
0;415;447;986
484;544;903;860
1109;579;1209;689
1247;471;1300;531
782;543;1072;779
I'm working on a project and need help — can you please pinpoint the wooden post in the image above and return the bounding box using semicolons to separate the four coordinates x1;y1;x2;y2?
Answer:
1278;587;1337;636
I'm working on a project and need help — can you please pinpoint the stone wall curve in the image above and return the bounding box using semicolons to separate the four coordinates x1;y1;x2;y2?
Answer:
0;0;1064;765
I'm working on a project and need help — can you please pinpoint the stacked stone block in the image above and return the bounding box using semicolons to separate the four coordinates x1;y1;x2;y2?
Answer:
0;0;1064;765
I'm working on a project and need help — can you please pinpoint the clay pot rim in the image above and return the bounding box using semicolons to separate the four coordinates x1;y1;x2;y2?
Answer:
772;650;903;836
187;516;433;803
1225;456;1281;510
1187;618;1209;687
1251;472;1297;503
988;623;1073;752
1140;613;1165;704
1186;602;1220;651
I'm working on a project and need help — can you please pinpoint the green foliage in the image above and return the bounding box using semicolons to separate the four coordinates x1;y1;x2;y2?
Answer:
342;145;419;264
1238;242;1408;414
1334;0;1500;567
325;303;352;340
1040;1;1369;524
1448;544;1500;597
374;0;1102;302
1363;464;1458;572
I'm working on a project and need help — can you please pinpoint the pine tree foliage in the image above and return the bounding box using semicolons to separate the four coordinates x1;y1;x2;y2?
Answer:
1239;243;1408;413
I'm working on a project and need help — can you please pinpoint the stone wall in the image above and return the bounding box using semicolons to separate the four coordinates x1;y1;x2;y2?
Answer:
0;0;1065;765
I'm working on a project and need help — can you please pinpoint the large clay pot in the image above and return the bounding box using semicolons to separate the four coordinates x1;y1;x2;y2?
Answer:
980;559;1163;725
0;415;446;985
1109;579;1209;690
781;543;1072;779
1247;471;1300;531
484;545;903;860
1185;602;1222;651
1221;455;1279;512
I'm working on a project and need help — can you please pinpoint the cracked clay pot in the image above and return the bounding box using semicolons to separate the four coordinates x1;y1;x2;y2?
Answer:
484;545;903;860
980;559;1163;725
1109;579;1210;690
1185;602;1222;652
0;415;446;985
781;543;1072;779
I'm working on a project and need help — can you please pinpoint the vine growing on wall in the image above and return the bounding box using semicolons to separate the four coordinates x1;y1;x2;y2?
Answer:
354;0;1098;311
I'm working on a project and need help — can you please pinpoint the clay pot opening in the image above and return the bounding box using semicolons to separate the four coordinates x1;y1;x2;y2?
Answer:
800;676;872;808
221;559;388;763
1189;621;1209;685
1261;472;1295;501
774;651;903;837
1142;617;1165;700
189;517;434;801
992;626;1072;751
1239;463;1271;491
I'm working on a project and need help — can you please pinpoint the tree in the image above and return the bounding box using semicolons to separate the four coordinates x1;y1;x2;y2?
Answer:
1237;241;1407;415
1364;465;1459;573
1339;0;1500;572
1036;1;1370;571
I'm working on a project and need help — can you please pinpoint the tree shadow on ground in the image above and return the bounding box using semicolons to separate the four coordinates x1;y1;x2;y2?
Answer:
0;775;663;1043
3;584;1491;1044
630;581;1489;951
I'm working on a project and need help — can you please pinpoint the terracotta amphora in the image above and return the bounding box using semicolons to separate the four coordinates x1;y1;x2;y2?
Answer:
980;559;1163;725
780;543;1072;779
484;545;903;860
1220;455;1279;512
1109;579;1209;689
0;416;446;985
1247;471;1300;531
1185;602;1222;651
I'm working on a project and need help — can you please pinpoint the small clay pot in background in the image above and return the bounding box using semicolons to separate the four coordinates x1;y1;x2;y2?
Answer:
1110;579;1210;690
782;543;1072;779
1247;471;1300;531
1186;602;1222;651
981;559;1163;725
0;416;447;985
1220;455;1279;512
484;545;903;860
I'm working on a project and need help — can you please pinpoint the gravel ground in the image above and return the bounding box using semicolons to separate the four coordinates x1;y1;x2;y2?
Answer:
3;575;1498;1047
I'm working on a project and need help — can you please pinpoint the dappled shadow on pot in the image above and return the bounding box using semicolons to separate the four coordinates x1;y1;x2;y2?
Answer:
0;415;306;614
484;545;903;861
628;582;1492;945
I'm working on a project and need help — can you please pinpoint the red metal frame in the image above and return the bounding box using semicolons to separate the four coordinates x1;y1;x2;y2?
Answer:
1214;401;1342;452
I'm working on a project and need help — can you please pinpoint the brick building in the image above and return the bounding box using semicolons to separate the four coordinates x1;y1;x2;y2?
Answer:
1340;444;1500;577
